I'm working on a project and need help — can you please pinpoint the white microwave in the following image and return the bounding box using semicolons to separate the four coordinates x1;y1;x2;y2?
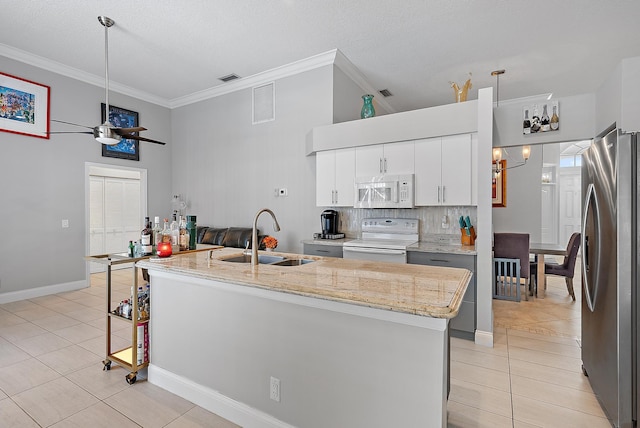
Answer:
354;174;414;208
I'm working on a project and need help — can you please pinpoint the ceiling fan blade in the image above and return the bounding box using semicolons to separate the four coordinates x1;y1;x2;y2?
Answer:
51;119;94;130
48;131;94;135
121;134;166;145
114;127;147;134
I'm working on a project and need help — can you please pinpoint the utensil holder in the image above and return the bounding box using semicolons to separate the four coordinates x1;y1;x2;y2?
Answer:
461;227;476;246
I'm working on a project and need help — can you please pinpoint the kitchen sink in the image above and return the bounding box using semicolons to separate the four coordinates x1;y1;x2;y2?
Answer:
221;254;286;264
270;258;315;266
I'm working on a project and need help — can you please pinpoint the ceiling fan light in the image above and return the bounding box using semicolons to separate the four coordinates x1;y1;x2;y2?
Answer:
96;136;120;145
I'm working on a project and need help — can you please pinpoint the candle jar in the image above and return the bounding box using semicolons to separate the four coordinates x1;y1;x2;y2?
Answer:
156;241;173;258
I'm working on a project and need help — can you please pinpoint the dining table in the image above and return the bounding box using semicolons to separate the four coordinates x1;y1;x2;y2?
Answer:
529;242;568;298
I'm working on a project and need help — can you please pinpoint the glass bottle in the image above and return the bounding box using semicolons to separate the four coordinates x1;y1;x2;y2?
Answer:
141;217;153;256
179;216;190;251
152;216;162;254
161;218;171;243
550;104;559;130
170;214;180;253
361;94;375;119
541;104;550;132
128;240;135;258
186;215;197;250
523;109;531;134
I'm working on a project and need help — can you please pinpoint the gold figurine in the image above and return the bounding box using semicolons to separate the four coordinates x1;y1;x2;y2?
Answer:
449;72;472;102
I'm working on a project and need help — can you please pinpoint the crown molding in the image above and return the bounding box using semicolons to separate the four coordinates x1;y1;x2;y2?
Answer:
333;50;396;114
0;43;171;107
1;43;392;113
169;49;340;108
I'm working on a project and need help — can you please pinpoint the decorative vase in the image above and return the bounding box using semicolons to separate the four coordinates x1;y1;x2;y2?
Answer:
361;94;375;119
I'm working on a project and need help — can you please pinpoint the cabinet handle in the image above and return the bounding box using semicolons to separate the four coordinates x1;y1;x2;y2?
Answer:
442;186;446;203
429;259;450;263
316;249;330;253
334;190;338;204
379;158;383;174
437;186;441;203
384;158;388;173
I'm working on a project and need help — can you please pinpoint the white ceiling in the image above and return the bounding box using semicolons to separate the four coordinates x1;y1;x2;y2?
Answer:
2;0;640;113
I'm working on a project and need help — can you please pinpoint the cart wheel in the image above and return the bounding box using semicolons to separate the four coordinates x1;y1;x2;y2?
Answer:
125;373;137;384
103;360;111;371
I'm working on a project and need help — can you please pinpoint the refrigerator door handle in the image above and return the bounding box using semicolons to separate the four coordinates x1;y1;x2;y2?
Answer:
582;183;599;312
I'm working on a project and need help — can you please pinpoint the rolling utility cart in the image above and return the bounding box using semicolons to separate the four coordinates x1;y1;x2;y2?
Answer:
86;252;150;384
87;245;219;384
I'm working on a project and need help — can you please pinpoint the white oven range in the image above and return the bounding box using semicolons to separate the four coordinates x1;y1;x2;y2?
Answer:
343;218;419;264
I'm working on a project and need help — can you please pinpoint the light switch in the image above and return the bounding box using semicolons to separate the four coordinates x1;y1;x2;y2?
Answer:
62;219;69;228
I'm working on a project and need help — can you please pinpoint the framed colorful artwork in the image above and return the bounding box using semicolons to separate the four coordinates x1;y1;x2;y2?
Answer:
0;72;50;139
492;160;507;207
101;103;140;161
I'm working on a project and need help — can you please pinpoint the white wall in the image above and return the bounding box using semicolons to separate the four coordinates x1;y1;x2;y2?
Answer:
493;93;596;148
170;66;335;253
491;145;543;241
0;56;172;296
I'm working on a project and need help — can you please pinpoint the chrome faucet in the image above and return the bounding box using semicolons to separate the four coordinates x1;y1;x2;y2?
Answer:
252;208;281;266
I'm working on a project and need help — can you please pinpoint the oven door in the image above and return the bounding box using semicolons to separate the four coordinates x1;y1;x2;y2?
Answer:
343;246;407;263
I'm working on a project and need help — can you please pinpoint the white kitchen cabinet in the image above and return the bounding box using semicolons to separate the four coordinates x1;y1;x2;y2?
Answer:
316;148;355;207
415;134;473;206
355;141;414;177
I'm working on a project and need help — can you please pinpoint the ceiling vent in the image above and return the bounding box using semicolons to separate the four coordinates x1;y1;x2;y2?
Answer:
218;73;240;83
379;89;393;97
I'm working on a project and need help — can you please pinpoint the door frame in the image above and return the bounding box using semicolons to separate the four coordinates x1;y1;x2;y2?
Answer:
85;162;148;281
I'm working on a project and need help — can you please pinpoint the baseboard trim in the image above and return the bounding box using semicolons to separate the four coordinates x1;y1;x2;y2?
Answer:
474;330;494;347
148;365;295;428
0;280;87;304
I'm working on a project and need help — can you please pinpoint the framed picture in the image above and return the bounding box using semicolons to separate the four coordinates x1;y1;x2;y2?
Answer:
523;101;559;134
0;72;50;139
101;103;139;161
492;160;507;207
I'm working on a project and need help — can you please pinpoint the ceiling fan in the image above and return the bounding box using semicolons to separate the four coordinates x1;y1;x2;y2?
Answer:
50;16;165;146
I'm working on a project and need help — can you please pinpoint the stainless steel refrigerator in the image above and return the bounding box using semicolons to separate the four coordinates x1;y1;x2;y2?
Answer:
581;126;637;428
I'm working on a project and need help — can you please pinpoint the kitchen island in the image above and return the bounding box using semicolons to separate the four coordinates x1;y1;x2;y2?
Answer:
137;247;471;428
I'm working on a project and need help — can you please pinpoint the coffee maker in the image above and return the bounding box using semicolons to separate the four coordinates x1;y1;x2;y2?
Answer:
315;210;344;239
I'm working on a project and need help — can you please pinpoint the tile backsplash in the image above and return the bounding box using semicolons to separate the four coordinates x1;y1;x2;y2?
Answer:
335;206;477;242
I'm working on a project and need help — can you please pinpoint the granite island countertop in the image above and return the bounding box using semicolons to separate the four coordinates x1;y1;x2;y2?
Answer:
137;247;471;319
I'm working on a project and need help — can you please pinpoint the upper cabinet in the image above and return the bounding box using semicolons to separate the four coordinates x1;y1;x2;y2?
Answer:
355;141;415;177
316;148;356;207
415;134;474;206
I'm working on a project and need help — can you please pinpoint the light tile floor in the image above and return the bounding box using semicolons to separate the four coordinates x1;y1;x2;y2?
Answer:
0;264;609;427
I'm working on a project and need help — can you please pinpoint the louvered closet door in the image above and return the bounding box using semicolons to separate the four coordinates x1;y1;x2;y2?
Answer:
89;176;141;273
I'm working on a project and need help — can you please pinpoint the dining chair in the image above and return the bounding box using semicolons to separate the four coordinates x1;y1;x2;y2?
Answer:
531;232;581;301
493;233;531;301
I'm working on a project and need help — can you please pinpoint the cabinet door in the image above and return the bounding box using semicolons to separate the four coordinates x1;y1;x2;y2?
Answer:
441;134;472;205
383;141;415;175
414;137;442;205
334;148;355;206
316;150;336;206
355;144;384;177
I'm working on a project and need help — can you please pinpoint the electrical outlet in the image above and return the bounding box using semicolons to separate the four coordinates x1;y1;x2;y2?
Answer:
270;376;280;402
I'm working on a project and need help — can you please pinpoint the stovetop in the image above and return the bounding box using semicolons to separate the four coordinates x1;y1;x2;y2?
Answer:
343;217;420;250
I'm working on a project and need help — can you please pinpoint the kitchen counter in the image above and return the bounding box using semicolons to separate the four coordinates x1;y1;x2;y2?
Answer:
137;247;470;318
139;247;470;427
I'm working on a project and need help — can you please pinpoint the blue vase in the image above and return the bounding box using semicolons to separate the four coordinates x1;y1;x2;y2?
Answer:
361;94;375;119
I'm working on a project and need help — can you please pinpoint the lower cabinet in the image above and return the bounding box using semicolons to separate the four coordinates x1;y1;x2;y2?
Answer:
303;243;343;258
407;251;476;340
